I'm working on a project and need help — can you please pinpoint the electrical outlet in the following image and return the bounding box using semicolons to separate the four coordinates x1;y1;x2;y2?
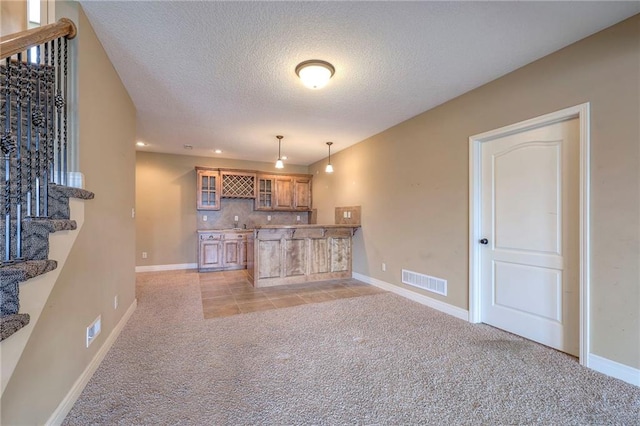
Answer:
234;215;239;221
131;208;135;218
203;215;207;221
382;263;386;272
267;215;271;221
114;295;118;310
343;211;348;218
347;211;352;219
142;252;148;259
296;215;301;221
86;315;102;348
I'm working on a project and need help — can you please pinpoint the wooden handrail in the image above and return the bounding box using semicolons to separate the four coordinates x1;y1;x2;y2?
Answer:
0;18;76;60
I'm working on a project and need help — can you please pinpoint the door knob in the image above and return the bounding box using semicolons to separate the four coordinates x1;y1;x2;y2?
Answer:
479;238;489;245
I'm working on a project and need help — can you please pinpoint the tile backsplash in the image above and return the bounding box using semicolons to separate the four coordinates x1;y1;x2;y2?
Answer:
197;198;309;229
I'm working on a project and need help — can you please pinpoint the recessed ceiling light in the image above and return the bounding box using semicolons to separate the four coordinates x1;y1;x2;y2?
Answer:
136;141;146;147
184;144;193;150
214;149;222;154
281;156;288;160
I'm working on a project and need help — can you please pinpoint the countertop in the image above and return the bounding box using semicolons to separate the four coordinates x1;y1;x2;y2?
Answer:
253;224;360;229
198;224;360;233
197;228;253;233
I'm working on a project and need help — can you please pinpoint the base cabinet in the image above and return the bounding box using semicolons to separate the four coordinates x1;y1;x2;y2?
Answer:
200;238;223;269
198;231;250;272
252;225;358;287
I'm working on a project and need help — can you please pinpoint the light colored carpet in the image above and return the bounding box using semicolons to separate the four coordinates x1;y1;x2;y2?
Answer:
63;270;640;425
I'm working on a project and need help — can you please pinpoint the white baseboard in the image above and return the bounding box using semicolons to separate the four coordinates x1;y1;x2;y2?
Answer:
353;272;469;321
46;299;138;426
588;353;640;387
135;263;197;272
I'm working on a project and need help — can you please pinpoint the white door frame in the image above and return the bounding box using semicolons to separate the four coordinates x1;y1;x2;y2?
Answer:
468;103;590;366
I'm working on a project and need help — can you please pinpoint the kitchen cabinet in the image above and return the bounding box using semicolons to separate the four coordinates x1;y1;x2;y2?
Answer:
274;176;294;210
198;232;223;270
294;177;312;211
198;230;250;272
255;173;312;211
251;225;358;287
255;176;275;210
222;233;247;269
221;170;256;198
196;166;311;212
196;167;221;211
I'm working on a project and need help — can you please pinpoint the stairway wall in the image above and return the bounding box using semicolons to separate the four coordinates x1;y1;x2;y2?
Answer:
1;3;137;425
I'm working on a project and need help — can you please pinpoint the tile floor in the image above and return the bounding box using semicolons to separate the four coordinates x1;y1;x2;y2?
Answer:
200;270;386;319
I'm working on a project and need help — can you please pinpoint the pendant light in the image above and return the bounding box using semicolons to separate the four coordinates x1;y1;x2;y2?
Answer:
325;142;334;173
275;135;284;169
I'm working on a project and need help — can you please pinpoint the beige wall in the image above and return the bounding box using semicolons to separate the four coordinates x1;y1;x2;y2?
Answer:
136;151;309;267
311;16;639;369
1;3;137;424
0;0;27;37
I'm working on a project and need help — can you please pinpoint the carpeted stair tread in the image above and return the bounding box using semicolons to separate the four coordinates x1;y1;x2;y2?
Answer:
48;184;95;219
0;313;30;341
0;259;58;284
1;218;78;233
25;218;78;232
0;219;77;261
49;184;95;200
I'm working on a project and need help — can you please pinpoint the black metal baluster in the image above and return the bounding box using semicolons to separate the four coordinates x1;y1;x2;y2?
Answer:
48;41;55;188
43;41;51;217
34;45;42;217
63;38;68;186
26;50;33;217
2;57;13;263
15;52;23;260
55;38;62;185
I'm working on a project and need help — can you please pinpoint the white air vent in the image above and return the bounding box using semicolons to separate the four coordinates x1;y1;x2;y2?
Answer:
402;269;447;296
86;315;102;348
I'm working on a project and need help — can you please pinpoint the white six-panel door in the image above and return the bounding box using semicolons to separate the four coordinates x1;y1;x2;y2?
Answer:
479;118;579;356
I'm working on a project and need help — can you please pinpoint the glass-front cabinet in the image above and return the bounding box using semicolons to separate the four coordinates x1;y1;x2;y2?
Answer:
196;167;221;210
256;176;275;210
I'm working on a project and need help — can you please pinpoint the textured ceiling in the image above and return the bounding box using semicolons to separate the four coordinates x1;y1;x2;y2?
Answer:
79;1;639;166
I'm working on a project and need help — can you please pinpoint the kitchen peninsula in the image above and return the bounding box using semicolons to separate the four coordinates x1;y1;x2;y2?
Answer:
249;224;360;288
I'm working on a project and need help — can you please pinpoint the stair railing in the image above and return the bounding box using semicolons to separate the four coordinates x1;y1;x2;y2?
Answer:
1;19;76;264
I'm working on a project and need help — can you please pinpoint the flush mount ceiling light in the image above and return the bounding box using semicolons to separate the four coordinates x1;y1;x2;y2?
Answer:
275;135;284;169
136;141;146;147
214;149;222;154
295;60;335;89
325;142;334;173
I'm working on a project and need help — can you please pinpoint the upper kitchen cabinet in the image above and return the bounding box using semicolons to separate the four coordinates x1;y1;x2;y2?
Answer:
256;175;275;210
274;176;294;210
294;177;312;211
196;167;221;210
220;170;257;199
256;173;312;211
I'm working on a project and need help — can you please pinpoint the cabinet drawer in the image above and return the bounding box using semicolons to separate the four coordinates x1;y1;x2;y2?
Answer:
199;233;223;240
224;233;247;241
